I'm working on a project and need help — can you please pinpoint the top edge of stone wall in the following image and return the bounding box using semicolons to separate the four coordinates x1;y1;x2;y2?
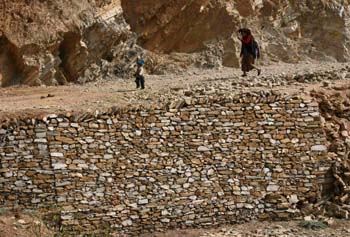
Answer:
0;90;316;127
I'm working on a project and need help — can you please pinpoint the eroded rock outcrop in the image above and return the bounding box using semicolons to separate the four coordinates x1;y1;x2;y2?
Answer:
122;0;350;66
0;0;131;86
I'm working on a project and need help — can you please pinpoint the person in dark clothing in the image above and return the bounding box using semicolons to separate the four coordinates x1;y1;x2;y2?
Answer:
238;28;261;77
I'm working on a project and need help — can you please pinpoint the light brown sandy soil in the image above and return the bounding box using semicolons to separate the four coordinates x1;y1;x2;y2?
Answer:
1;210;350;237
0;62;349;119
142;220;350;237
0;211;53;237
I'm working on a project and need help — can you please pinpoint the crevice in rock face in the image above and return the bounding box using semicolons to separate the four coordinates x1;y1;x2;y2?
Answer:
0;36;23;87
57;18;132;84
120;0;242;69
121;0;236;54
300;13;347;62
82;22;119;68
58;32;88;82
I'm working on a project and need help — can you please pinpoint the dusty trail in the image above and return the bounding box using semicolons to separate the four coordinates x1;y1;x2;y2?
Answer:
0;62;349;118
142;219;350;237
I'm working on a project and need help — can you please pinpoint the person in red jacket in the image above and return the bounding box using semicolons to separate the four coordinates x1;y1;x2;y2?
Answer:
238;28;261;77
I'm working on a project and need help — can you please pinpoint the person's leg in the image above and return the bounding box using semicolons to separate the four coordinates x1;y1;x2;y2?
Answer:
257;68;261;76
241;59;247;77
251;65;261;76
249;56;261;76
250;65;261;76
135;76;140;88
140;76;145;89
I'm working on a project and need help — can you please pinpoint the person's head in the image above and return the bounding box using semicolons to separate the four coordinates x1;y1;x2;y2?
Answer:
238;28;251;38
136;58;145;67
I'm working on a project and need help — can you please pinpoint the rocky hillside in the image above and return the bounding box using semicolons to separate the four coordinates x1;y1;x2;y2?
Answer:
123;0;350;66
0;0;349;87
0;0;130;87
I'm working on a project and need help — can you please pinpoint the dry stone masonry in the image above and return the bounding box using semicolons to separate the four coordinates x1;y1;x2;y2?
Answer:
0;92;329;235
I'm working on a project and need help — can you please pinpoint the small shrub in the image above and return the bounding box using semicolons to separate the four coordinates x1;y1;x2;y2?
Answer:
0;208;8;216
298;221;328;230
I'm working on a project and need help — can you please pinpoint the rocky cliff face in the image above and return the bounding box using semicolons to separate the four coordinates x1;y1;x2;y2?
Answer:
122;0;350;66
0;0;130;87
261;0;350;62
1;0;349;87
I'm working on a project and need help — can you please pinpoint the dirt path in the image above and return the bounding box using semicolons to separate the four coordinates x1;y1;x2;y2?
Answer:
0;211;53;237
0;62;349;118
142;220;350;237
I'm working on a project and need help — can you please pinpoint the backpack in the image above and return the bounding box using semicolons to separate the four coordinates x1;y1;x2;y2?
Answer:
137;59;145;66
252;39;260;59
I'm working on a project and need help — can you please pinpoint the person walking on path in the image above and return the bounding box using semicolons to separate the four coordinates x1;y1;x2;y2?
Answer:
134;57;146;90
238;28;261;77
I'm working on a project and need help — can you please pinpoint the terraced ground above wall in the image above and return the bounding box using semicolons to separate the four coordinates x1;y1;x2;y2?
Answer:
0;62;349;118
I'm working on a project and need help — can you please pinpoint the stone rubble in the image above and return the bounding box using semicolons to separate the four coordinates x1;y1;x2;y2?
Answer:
198;222;350;237
300;85;350;220
114;65;350;110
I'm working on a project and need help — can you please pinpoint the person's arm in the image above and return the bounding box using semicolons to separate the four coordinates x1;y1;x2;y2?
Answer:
237;34;243;56
134;67;140;76
139;67;144;76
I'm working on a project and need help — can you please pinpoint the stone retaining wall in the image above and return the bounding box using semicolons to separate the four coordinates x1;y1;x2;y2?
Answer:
0;94;329;235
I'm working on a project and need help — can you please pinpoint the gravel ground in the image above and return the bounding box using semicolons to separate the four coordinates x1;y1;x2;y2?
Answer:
143;220;350;237
0;61;349;118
